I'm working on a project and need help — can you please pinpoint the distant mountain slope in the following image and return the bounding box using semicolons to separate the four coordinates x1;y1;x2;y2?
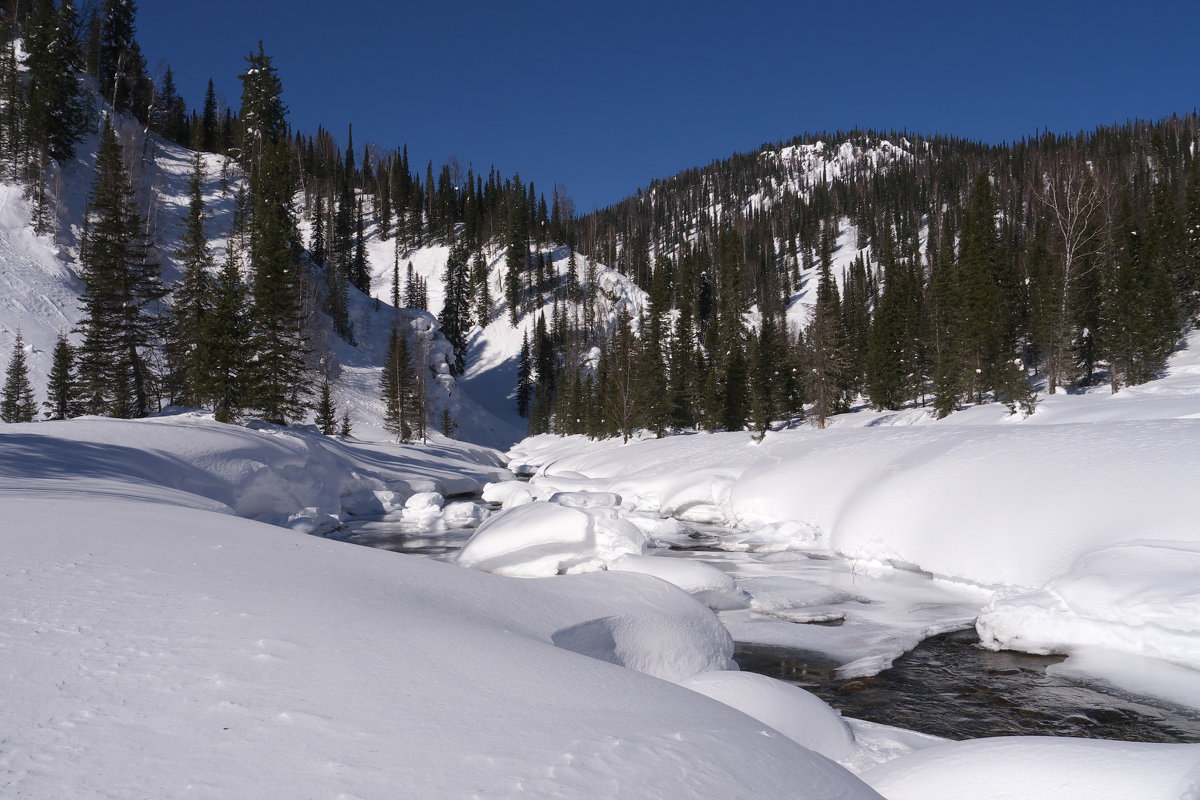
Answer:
0;112;521;448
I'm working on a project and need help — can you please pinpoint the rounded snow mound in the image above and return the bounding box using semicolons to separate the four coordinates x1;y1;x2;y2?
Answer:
455;501;647;577
677;670;857;762
610;553;750;610
550;612;736;682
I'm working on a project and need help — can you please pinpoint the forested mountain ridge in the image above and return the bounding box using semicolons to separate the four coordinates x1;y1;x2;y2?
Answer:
1;0;1196;448
566;118;1200;432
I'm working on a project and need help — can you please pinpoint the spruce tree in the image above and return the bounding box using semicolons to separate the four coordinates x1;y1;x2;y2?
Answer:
380;325;416;441
236;41;287;168
151;65;188;144
1;333;37;423
515;331;532;418
43;333;79;419
237;47;309;424
471;250;492;325
76;123;165;418
439;238;471;374
245;138;308;424
806;222;848;427
956;172;1005;403
167;152;214;407
25;0;86;163
98;0;151;119
206;256;250;423
314;378;338;434
200;78;219;152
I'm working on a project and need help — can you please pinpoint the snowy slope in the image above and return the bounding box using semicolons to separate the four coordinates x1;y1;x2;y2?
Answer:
0;109;521;447
356;236;648;437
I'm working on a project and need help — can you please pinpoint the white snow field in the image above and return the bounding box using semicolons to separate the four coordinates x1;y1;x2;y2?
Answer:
503;331;1200;714
0;415;888;799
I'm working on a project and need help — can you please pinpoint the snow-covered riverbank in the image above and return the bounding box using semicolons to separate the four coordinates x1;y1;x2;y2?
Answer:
494;334;1200;718
4;398;1200;797
0;414;892;798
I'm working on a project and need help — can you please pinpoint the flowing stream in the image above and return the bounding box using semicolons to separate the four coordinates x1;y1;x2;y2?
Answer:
336;507;1200;744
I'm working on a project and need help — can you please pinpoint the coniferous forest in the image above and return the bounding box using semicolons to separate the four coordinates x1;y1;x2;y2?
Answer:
2;1;1197;444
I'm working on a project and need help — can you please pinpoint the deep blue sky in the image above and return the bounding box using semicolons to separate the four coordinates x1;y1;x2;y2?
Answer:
138;0;1198;212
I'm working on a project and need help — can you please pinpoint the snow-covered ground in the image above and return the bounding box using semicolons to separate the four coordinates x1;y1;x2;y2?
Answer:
0;413;899;799
6;412;1198;799
503;331;1200;717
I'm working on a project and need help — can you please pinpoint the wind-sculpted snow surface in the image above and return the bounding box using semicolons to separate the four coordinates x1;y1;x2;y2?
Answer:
0;415;885;799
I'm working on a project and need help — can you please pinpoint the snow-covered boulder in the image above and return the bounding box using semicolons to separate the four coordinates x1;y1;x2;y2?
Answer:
677;671;857;763
481;479;536;508
610;553;750;610
455;501;647;577
548;490;624;508
551;612;736;682
440;500;490;529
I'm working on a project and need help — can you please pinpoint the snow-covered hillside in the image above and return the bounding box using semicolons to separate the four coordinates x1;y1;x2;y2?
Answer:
357;235;649;437
0;112;523;447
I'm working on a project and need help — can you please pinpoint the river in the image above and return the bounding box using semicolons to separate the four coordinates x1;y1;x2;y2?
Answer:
335;506;1200;744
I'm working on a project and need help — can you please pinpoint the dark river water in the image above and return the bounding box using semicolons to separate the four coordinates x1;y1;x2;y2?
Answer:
736;630;1200;743
339;514;1200;744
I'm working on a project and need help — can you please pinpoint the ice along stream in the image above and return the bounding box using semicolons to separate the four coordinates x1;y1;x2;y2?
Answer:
334;507;1200;745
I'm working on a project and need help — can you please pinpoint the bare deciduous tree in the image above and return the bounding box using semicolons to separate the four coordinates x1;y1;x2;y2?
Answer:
1034;155;1110;393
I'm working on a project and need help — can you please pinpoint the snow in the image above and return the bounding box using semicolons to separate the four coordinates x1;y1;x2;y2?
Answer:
2;102;1199;795
0;414;882;799
506;331;1200;699
860;736;1200;800
455;498;647;577
676;670;857;762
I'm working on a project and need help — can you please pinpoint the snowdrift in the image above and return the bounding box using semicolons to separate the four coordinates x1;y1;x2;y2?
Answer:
0;414;884;798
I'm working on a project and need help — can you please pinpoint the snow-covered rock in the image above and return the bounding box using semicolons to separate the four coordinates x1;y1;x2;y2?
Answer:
677;670;857;762
455;500;648;577
611;553;750;610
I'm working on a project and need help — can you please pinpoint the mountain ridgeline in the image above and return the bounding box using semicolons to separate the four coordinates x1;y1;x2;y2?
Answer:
1;1;1197;443
571;123;1200;433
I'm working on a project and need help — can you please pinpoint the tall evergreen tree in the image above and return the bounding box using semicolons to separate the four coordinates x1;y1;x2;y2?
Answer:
245;138;308;424
515;330;532;418
98;0;151;118
205;254;250;424
439;238;471;374
43;333;79;419
1;333;37;422
25;0;86;163
199;78;219;152
150;65;188;144
380;324;416;441
805;222;848;427
237;46;308;424
956;171;1006;403
76;123;165;418
236;41;287;169
314;378;338;434
167;152;214;407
